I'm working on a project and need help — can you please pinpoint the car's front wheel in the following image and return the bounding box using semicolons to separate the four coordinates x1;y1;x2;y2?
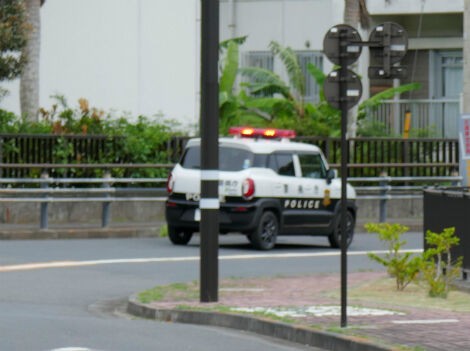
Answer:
168;226;193;245
328;210;355;249
250;211;278;250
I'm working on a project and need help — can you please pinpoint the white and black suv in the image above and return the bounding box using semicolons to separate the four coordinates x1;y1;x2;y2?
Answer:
165;127;357;250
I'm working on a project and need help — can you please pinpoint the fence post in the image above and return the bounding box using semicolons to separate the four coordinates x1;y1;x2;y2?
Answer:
101;171;112;228
379;171;389;222
40;170;49;230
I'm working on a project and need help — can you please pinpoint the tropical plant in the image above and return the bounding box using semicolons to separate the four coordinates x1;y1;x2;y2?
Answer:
219;36;423;137
219;36;250;132
239;41;305;119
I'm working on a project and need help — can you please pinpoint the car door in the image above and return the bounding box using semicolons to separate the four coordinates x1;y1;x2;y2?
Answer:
293;152;334;230
266;152;304;226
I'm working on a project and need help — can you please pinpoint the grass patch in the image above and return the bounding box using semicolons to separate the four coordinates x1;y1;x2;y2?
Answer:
158;224;168;238
328;276;470;312
138;281;199;303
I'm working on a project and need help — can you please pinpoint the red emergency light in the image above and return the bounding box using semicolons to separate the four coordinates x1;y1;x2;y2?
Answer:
228;127;296;139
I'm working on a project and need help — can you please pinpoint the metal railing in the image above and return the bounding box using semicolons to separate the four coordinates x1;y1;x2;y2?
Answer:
0;134;460;178
350;175;462;222
364;99;460;138
0;172;167;230
0;170;462;230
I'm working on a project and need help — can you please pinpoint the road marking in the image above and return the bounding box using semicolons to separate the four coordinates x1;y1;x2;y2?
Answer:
392;319;459;324
50;348;96;351
0;249;422;272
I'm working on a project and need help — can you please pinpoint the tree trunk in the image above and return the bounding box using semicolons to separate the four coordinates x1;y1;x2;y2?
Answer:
344;0;360;138
20;0;41;122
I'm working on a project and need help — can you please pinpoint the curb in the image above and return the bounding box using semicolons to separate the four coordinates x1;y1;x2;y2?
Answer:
0;226;159;240
127;295;394;351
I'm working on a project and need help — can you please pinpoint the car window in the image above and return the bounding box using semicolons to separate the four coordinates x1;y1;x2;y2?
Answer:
298;153;327;179
268;153;295;176
180;146;255;171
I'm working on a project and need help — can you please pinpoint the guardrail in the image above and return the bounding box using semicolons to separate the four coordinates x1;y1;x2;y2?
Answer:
0;172;167;230
0;171;462;231
350;175;462;222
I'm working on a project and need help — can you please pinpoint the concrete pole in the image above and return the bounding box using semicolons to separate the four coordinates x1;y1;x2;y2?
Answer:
464;0;470;114
462;0;470;186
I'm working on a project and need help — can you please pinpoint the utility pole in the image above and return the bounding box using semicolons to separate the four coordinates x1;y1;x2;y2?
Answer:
461;0;470;186
464;0;470;114
199;0;220;303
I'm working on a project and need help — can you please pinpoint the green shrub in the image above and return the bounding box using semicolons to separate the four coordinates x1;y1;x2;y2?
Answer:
365;223;421;291
1;96;186;179
421;227;462;298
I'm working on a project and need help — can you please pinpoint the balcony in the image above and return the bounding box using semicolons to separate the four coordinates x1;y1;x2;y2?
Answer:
366;0;463;15
364;99;460;138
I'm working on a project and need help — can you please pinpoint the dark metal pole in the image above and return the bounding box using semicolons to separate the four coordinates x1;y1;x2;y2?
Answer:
40;170;49;230
101;171;111;228
199;0;219;303
339;29;348;328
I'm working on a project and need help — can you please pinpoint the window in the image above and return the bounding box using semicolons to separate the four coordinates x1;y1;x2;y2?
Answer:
243;51;274;71
242;51;274;97
296;51;323;103
298;153;326;179
268;154;295;176
181;146;255;171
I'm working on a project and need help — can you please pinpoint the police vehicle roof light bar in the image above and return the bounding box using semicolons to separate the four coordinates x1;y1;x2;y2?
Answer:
228;127;296;139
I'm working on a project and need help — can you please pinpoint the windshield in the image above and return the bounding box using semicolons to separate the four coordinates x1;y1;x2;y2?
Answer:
180;146;256;171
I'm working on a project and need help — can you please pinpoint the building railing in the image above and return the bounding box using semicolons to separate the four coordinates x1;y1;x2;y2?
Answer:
364;99;460;138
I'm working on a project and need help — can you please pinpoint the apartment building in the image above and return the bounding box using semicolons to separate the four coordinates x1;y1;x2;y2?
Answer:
1;0;463;136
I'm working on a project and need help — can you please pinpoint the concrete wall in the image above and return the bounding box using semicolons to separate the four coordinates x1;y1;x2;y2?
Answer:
0;197;422;231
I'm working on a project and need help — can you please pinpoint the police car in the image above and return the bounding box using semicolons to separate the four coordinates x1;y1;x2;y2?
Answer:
165;127;357;250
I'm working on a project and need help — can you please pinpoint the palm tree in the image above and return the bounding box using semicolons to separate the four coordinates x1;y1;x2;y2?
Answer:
344;0;370;138
20;0;45;122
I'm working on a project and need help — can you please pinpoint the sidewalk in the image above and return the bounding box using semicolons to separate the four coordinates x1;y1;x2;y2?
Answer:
127;271;470;351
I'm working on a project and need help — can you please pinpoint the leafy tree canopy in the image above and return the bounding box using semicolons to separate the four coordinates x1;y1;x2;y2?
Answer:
0;0;29;81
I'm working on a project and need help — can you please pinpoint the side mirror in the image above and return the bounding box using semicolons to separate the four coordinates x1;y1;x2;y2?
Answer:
326;168;337;184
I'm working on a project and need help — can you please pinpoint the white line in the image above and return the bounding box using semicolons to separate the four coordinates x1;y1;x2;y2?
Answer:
392;319;459;324
0;249;422;272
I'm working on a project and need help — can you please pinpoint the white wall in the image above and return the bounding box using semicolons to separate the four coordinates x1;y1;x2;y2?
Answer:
220;0;343;74
1;0;200;129
8;0;449;130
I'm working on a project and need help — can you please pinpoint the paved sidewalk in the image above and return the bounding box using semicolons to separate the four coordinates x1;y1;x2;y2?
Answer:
128;272;470;351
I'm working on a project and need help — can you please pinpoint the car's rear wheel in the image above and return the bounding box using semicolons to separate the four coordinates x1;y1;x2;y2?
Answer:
328;210;355;249
168;226;193;245
250;211;278;250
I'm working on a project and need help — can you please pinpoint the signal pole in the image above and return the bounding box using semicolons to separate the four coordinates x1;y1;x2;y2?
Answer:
323;22;408;328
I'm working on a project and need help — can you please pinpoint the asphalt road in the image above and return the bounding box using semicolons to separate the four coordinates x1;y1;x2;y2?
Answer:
0;232;423;351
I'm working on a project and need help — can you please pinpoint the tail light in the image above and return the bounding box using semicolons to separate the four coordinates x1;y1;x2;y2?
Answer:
242;178;255;200
166;173;174;194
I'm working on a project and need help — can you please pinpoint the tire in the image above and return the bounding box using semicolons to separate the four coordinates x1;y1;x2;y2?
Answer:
328;211;355;249
168;226;193;245
250;211;278;250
